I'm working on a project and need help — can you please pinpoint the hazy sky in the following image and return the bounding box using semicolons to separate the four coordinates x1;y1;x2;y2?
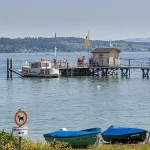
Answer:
0;0;150;40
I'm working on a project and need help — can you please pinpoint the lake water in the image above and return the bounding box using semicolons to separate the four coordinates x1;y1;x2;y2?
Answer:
0;52;150;141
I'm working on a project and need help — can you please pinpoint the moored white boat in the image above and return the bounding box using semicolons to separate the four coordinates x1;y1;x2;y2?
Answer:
19;59;60;77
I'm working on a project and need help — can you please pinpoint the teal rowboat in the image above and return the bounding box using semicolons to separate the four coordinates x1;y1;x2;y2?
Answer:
43;128;101;147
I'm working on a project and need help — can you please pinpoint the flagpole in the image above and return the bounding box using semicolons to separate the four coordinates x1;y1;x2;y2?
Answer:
88;46;89;65
84;31;90;66
54;33;57;60
88;31;90;66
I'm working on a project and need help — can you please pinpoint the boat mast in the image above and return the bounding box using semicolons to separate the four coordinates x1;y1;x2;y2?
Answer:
54;33;57;60
54;46;57;60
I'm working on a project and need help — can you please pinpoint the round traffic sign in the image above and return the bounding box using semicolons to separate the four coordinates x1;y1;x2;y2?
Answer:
14;109;27;127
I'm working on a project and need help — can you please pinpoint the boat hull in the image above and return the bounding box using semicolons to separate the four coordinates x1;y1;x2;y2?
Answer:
21;73;60;78
102;131;147;144
101;125;148;144
44;133;98;147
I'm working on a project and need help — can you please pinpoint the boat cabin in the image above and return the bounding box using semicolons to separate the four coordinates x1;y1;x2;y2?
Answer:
21;60;53;74
91;48;120;67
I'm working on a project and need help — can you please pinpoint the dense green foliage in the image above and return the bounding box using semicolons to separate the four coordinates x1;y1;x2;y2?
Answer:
0;37;150;53
0;130;71;150
0;130;150;150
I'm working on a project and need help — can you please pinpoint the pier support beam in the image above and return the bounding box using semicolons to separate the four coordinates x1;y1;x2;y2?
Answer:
142;69;149;78
120;68;129;77
101;68;108;76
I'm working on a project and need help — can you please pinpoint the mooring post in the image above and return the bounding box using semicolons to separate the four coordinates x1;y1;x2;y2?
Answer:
141;69;147;78
97;68;99;76
106;68;108;76
10;58;12;79
92;68;94;76
66;62;69;77
147;69;149;78
129;59;130;77
126;69;129;77
7;58;10;79
121;69;123;77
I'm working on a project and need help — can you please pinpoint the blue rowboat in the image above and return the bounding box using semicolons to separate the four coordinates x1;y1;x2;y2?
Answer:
43;128;101;147
101;125;148;144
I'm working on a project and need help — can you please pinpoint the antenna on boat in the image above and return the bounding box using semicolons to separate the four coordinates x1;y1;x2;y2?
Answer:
109;39;113;47
54;46;57;60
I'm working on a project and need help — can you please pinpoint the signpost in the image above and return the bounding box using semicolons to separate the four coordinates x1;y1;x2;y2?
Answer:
12;127;28;137
12;109;28;150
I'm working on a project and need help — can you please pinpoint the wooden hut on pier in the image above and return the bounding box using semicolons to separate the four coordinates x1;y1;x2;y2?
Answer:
90;48;120;67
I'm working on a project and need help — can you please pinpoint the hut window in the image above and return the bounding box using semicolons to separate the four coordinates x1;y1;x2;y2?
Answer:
35;63;39;68
31;64;35;68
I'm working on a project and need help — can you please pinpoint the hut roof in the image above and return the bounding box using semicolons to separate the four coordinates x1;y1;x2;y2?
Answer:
91;48;120;53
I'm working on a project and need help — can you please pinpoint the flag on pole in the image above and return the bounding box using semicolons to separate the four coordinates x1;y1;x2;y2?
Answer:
84;31;90;47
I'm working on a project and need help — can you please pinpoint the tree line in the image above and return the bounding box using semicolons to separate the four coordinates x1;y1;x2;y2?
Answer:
0;37;150;53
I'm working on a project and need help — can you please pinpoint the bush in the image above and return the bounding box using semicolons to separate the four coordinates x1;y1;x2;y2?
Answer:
0;130;72;150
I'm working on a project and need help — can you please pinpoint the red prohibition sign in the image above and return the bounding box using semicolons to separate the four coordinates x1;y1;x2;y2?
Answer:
14;109;27;127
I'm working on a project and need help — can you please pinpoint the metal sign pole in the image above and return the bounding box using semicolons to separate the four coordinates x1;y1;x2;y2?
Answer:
13;109;28;150
19;136;22;150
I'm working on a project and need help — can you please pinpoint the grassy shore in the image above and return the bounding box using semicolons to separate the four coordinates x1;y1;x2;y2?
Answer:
1;130;150;150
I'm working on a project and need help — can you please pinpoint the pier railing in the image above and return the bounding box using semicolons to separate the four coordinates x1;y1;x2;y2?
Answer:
120;60;150;68
51;62;89;69
51;60;150;69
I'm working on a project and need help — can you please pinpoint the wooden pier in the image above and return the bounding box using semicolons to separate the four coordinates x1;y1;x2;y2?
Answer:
7;58;150;78
56;60;150;78
57;64;150;78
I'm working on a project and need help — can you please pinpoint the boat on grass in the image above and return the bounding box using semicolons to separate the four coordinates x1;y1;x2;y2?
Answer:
19;59;60;78
101;125;148;144
43;128;101;147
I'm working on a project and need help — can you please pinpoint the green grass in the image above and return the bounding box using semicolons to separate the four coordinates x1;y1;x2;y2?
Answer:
0;130;150;150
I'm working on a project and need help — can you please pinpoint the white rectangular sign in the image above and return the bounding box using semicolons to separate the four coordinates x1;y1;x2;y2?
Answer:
12;127;28;137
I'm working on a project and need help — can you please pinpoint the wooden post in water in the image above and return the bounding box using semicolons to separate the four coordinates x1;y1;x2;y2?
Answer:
129;59;130;77
7;58;9;78
66;62;69;77
10;58;12;79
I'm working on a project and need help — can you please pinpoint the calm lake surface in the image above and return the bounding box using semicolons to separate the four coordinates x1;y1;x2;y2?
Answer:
0;52;150;140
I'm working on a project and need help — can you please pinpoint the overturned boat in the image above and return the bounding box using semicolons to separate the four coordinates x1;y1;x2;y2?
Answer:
43;128;101;147
101;125;148;144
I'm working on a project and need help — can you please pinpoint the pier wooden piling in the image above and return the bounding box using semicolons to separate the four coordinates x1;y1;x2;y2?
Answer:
142;69;149;78
7;58;13;79
129;59;131;77
10;58;13;79
120;68;129;77
7;58;10;79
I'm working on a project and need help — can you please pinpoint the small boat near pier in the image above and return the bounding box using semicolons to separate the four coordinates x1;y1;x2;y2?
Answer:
19;58;60;77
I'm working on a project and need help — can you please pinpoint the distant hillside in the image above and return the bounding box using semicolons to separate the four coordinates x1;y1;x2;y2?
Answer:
0;37;150;53
125;37;150;42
